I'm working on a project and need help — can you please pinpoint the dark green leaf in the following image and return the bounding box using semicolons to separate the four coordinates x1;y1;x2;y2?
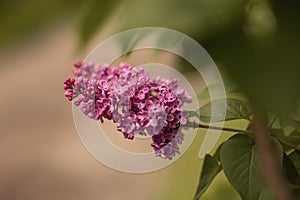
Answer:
295;189;300;199
220;134;279;200
194;144;224;199
289;151;300;175
283;153;300;185
194;154;222;200
199;98;251;122
213;143;223;163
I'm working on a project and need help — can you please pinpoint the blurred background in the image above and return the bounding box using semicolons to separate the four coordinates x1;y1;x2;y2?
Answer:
0;0;299;199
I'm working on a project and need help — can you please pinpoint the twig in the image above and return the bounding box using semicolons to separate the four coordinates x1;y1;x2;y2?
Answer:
185;121;252;134
185;121;300;154
278;139;300;152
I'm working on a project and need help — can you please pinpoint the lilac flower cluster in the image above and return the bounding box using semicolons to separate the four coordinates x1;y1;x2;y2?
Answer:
64;61;192;159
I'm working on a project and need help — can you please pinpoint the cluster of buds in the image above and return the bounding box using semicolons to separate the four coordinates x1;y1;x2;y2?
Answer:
63;61;192;159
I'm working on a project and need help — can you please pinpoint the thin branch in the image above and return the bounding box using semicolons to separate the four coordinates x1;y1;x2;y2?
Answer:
185;121;252;134
278;139;300;152
185;121;300;154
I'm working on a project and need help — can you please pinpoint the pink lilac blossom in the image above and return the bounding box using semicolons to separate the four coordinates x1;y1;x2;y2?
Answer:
63;61;192;159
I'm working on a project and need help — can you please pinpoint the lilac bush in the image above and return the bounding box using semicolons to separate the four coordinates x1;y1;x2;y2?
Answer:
64;61;192;159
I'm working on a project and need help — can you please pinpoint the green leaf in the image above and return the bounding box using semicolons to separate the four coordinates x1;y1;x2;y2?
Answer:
269;115;300;147
279;118;300;136
213;143;224;163
268;114;280;129
283;125;296;136
271;129;300;150
269;115;300;137
295;189;300;199
283;153;300;185
289;151;300;175
196;85;221;101
118;29;151;57
194;154;222;200
199;98;251;122
194;144;224;199
220;134;279;200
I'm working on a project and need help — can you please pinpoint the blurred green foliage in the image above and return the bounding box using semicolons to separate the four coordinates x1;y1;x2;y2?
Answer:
0;0;82;49
204;0;300;117
78;0;123;46
111;0;300;118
